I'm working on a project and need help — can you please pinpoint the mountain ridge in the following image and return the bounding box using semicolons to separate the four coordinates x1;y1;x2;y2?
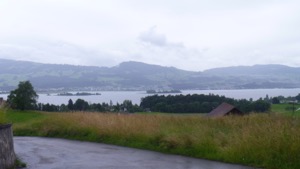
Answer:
204;64;300;76
0;58;300;91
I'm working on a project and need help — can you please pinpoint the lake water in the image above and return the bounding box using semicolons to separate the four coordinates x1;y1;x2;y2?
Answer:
1;88;300;105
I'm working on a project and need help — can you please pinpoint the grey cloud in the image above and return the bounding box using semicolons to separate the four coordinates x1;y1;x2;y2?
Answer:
138;27;186;49
138;27;167;46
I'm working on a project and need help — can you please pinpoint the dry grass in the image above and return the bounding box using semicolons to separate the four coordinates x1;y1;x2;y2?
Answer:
11;111;300;169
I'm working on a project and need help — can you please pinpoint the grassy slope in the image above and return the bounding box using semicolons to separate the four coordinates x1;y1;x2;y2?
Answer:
6;109;300;169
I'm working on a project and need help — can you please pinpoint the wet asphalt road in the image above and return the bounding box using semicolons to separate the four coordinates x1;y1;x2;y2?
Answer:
14;137;256;169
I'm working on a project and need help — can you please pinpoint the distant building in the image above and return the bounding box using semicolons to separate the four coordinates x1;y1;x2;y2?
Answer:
207;102;243;117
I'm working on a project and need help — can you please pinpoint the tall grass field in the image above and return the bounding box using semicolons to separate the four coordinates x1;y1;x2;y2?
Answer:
6;110;300;169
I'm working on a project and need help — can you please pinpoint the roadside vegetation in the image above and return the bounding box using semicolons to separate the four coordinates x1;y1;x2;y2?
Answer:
6;108;300;169
14;158;27;169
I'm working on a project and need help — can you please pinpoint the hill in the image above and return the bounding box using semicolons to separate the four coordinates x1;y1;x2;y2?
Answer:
203;64;300;89
0;59;300;91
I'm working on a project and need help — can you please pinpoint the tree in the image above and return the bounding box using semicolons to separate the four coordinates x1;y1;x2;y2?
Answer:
60;104;69;112
122;100;133;112
295;93;300;102
67;99;74;111
272;97;280;104
7;81;38;110
252;99;271;112
74;99;89;111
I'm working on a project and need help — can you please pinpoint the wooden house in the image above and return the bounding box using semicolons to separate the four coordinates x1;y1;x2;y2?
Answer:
207;102;243;117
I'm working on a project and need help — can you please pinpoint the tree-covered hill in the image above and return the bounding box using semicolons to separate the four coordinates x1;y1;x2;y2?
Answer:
1;58;300;91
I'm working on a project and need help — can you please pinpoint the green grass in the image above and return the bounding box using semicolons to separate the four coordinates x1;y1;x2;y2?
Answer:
271;103;300;116
6;110;45;124
6;109;300;169
0;108;7;124
15;157;27;168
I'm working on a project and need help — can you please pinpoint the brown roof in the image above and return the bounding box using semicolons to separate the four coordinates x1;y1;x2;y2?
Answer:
208;102;242;117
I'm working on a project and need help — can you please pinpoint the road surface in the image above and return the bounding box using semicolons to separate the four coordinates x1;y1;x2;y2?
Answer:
14;137;256;169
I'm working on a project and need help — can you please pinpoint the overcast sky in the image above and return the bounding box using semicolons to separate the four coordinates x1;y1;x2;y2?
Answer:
0;0;300;71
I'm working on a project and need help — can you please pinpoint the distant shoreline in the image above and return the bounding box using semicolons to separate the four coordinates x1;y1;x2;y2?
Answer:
146;90;182;94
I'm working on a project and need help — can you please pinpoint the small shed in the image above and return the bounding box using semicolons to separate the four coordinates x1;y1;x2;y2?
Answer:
207;102;243;117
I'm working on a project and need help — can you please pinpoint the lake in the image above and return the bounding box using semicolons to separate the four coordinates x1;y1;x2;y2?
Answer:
1;88;300;105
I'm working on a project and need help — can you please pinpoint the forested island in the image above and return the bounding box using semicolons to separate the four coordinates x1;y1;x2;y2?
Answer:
57;92;101;96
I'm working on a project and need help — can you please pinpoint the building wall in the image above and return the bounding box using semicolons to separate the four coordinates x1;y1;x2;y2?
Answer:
0;124;16;169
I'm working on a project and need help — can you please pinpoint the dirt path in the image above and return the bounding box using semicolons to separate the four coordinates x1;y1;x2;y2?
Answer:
14;137;256;169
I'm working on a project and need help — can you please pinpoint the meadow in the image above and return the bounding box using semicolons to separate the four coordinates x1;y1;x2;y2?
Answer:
271;103;300;115
2;107;299;169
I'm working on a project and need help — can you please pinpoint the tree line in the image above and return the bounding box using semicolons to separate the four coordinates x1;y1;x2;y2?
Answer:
39;94;271;113
6;81;142;113
140;94;271;113
5;81;279;113
37;99;142;113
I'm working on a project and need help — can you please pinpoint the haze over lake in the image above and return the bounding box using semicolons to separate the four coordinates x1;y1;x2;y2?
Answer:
2;89;299;105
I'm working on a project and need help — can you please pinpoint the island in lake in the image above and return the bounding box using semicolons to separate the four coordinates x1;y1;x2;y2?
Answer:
57;92;101;96
146;90;182;94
